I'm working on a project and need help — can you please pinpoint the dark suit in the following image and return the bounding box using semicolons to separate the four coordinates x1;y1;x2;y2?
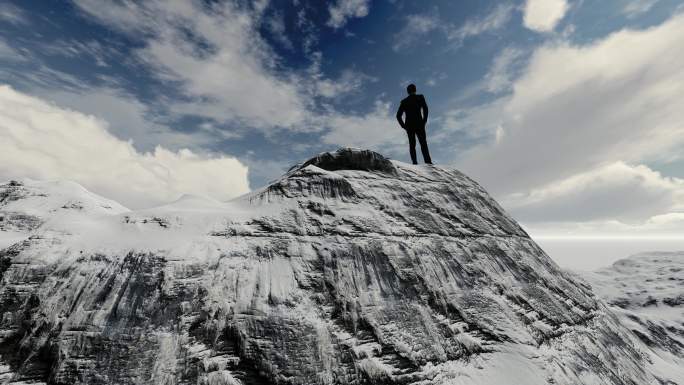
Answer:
396;94;432;164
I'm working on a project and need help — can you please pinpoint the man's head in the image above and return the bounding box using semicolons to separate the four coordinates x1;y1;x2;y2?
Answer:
407;84;416;95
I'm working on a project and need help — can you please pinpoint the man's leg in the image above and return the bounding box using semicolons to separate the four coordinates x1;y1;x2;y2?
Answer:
416;128;432;164
407;130;418;164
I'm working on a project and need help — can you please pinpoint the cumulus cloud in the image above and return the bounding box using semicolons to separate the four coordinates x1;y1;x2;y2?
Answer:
1;62;223;154
327;0;371;29
446;13;684;238
523;0;569;32
36;87;166;149
503;162;684;223
460;13;684;198
0;85;249;209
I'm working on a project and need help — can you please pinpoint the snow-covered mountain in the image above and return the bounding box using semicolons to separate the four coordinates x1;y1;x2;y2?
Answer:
0;179;129;250
0;148;678;384
581;252;684;382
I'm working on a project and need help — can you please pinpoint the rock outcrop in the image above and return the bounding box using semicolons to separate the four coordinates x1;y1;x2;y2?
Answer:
0;149;668;384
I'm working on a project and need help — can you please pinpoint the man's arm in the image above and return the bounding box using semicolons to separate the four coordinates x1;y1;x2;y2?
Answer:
420;95;428;125
396;103;406;129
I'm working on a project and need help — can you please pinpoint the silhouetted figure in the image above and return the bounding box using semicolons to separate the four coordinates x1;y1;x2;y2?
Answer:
396;84;432;165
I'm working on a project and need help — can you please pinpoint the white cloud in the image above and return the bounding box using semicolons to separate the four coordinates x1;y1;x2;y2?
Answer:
503;162;684;223
483;47;525;93
72;0;374;136
460;13;684;197
320;100;405;151
393;5;514;51
3;64;85;92
449;13;684;238
623;0;660;18
0;85;249;209
503;163;684;241
265;11;294;50
392;13;441;51
0;64;215;154
425;73;448;88
41;39;112;67
36;86;241;155
523;0;569;32
296;8;320;54
0;3;27;25
448;4;515;43
0;39;24;61
4;0;380;190
314;68;375;98
36;87;164;149
434;98;508;145
406;13;441;34
73;0;311;132
525;214;684;239
327;0;371;29
434;47;525;104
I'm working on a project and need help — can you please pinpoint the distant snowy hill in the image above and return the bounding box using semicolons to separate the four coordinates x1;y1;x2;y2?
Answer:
0;149;679;384
581;252;684;382
0;179;129;250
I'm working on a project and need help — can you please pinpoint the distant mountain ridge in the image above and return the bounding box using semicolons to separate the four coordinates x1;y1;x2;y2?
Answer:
581;252;684;382
0;148;679;384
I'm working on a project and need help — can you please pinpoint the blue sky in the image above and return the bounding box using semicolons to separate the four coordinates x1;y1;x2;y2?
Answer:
2;0;684;243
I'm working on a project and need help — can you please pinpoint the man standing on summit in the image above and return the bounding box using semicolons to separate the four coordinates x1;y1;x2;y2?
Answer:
396;84;433;165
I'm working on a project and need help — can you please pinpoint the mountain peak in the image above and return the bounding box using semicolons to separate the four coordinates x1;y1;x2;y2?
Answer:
0;150;672;384
293;147;399;176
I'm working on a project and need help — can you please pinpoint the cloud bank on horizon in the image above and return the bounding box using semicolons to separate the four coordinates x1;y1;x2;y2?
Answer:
1;0;683;237
0;85;249;208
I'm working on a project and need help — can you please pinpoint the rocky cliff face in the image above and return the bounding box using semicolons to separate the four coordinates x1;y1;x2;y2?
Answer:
0;149;671;384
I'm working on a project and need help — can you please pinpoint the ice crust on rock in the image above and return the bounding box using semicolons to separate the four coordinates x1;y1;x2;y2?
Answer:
0;148;677;384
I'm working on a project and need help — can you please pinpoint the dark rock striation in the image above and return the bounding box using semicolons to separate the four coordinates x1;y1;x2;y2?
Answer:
0;149;669;384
